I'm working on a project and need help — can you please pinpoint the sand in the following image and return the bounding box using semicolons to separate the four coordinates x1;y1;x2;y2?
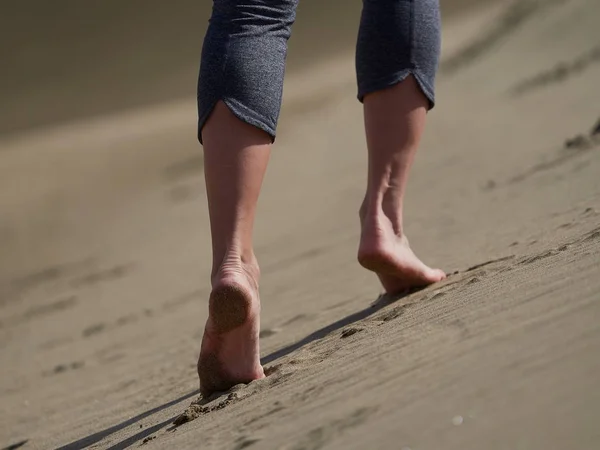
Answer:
1;0;599;448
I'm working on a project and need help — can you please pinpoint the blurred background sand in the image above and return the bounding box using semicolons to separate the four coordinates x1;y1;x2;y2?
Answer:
1;1;599;449
0;0;491;135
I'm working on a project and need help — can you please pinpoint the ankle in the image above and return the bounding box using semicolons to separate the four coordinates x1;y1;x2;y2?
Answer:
211;249;260;289
360;191;404;236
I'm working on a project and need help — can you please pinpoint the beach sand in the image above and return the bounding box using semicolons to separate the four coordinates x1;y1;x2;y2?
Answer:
1;0;599;448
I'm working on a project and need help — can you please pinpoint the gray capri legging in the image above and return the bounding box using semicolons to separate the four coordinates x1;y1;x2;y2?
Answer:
197;0;441;143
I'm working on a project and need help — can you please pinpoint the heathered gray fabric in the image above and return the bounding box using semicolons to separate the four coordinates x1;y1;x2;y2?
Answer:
198;0;441;143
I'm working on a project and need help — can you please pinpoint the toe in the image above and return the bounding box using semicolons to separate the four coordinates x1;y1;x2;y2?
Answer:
430;268;447;282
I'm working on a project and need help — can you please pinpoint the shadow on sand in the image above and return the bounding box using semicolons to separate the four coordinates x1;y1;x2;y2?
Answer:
55;289;421;449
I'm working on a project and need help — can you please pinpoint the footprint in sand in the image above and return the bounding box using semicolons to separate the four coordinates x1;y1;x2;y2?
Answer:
44;361;85;377
259;328;281;339
82;323;106;338
70;263;134;288
282;313;316;327
340;326;364;338
233;436;262;449
581;207;597;217
377;306;408;323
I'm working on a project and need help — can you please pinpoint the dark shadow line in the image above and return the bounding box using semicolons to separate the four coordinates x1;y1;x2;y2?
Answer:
54;288;425;449
261;289;419;365
2;440;28;450
54;390;198;450
104;416;178;450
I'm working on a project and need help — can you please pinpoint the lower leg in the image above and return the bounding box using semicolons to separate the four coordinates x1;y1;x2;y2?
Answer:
196;0;299;397
198;102;270;396
358;77;446;293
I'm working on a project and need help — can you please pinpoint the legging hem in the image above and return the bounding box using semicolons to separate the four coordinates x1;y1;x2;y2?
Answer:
198;97;277;145
357;69;436;110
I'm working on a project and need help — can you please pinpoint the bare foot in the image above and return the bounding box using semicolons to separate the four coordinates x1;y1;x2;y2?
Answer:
198;268;264;397
358;218;446;294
